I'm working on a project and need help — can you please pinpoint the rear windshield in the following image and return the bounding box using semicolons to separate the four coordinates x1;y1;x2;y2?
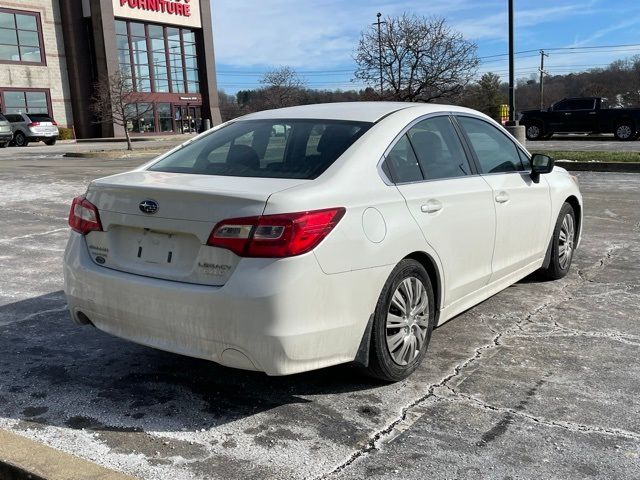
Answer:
0;114;6;121
27;114;54;122
149;119;372;179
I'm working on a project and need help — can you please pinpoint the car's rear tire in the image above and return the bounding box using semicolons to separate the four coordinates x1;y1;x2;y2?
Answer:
525;123;544;140
14;131;29;147
365;259;435;382
614;122;636;141
44;138;57;146
539;203;576;280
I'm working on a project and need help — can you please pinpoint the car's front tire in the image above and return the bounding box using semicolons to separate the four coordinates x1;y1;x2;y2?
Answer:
539;203;577;280
365;259;435;382
14;131;29;147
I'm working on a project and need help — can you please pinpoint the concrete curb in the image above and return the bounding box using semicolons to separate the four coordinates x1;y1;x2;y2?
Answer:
64;150;165;159
0;429;137;480
75;135;195;144
556;161;640;173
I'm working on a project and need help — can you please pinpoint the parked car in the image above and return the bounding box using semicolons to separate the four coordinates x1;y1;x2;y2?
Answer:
520;97;640;141
63;102;583;382
5;112;59;146
0;114;12;148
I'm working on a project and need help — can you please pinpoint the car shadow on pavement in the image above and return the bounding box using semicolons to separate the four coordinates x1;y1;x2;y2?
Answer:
0;292;382;434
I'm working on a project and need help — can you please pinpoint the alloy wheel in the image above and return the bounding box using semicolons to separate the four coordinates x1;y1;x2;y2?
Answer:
527;125;540;139
558;213;575;269
616;124;632;140
386;277;430;366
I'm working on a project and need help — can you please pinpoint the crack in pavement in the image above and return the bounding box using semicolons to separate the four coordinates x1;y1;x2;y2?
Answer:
320;239;630;478
0;228;68;243
2;305;69;326
436;388;640;441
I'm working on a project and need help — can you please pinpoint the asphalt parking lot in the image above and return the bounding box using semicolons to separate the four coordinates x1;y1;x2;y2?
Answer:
0;154;639;480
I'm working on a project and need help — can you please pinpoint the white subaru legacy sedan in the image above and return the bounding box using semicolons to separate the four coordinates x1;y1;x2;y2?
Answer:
63;102;582;381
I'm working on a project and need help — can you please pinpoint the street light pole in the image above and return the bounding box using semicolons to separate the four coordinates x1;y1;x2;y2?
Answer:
508;0;515;124
374;12;387;97
505;0;526;142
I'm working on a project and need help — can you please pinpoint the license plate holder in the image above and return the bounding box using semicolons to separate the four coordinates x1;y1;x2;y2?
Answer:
138;231;174;264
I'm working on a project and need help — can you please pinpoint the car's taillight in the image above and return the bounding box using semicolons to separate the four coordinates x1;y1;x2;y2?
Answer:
27;122;40;127
68;195;102;234
52;121;58;126
207;208;346;258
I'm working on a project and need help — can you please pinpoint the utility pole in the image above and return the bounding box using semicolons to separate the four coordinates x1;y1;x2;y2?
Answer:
539;49;549;110
374;13;387;97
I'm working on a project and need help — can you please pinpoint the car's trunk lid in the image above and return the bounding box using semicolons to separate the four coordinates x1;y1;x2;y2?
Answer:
83;171;306;286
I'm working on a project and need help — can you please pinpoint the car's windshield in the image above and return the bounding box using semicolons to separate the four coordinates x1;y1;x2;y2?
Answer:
0;114;7;122
149;119;372;179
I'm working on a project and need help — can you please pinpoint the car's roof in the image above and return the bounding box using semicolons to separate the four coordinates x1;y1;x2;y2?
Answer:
238;102;485;123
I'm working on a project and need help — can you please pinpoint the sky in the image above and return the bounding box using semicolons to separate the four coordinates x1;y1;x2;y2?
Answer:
210;0;640;95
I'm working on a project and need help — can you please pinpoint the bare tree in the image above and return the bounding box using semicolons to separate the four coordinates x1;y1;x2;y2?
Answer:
259;66;306;109
91;69;153;150
355;14;479;102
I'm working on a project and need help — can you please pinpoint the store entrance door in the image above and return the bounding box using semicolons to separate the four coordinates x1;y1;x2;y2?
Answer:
175;105;202;134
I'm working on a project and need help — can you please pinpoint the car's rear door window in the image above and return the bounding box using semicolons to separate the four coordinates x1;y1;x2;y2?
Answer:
456;116;525;174
407;116;472;180
382;134;424;184
149;119;372;179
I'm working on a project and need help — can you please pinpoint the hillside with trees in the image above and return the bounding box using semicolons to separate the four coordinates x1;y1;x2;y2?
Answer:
218;55;640;123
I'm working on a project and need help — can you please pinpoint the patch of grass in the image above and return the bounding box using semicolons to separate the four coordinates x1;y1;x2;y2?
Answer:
531;150;640;163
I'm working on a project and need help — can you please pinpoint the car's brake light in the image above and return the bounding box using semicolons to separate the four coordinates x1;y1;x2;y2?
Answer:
52;121;58;126
68;195;102;234
28;122;40;127
207;208;346;258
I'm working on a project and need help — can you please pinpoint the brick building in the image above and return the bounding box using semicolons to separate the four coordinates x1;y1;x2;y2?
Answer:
0;0;222;138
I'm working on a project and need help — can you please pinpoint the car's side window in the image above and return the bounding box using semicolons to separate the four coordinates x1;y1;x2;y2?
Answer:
457;116;525;174
383;134;423;183
518;149;531;170
408;116;471;180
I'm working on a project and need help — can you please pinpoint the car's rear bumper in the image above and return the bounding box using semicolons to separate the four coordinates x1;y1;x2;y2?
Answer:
63;232;389;375
26;129;58;139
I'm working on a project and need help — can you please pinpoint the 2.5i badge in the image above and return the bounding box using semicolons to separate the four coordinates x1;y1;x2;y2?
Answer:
198;262;232;276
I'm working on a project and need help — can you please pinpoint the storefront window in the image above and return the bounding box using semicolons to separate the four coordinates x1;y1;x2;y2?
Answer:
0;8;44;64
1;89;49;114
114;20;199;95
126;103;156;133
157;103;173;132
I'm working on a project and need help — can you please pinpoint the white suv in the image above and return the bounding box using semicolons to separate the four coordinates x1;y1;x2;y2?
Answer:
5;113;60;147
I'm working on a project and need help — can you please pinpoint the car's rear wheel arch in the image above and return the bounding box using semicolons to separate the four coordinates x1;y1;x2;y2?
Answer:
565;195;582;244
404;251;442;322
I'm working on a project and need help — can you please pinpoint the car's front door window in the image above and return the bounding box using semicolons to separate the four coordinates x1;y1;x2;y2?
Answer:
457;116;525;174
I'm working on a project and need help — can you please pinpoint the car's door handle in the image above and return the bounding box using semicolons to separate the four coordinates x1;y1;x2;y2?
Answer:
495;192;510;204
563;112;572;115
421;200;443;213
589;111;597;115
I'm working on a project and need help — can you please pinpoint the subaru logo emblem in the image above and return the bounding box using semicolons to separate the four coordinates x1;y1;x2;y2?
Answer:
139;199;159;215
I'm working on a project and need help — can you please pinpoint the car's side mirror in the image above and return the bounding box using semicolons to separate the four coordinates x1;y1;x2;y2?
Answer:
530;153;554;182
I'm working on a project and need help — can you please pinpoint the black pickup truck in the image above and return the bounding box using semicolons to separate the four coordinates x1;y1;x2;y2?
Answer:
520;97;640;141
